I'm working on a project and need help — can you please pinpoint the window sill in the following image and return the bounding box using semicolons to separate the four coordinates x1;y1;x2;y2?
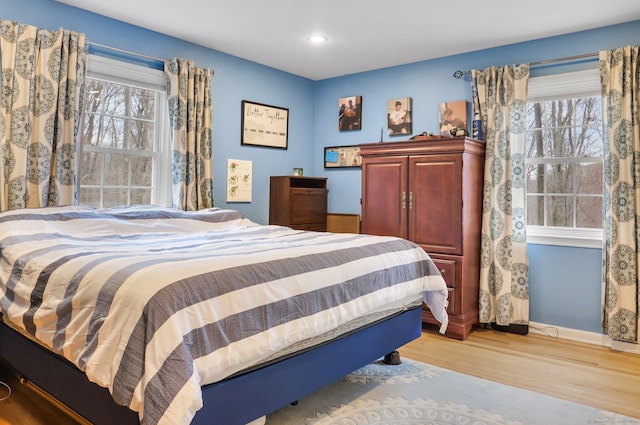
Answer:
526;227;603;249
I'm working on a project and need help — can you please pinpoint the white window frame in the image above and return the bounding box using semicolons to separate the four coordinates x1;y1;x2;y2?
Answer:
79;55;171;207
526;68;603;249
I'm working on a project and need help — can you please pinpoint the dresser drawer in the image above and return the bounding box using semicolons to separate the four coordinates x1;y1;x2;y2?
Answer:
428;254;462;316
289;188;327;225
430;256;458;288
424;286;458;316
291;222;326;232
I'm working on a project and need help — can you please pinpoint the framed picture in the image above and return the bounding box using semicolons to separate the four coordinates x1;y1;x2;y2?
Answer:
338;96;362;131
387;97;412;136
226;159;252;202
324;145;362;168
439;100;468;137
241;100;289;149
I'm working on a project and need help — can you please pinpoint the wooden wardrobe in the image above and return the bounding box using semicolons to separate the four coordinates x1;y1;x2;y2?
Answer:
359;137;485;340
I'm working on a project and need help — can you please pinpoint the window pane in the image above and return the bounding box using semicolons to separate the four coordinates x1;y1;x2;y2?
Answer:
81;151;103;185
79;187;101;208
576;196;603;228
525;127;545;158
527;195;544;226
130;120;154;150
574;97;603;126
547;196;574;227
104;154;130;186
83;114;103;147
571;122;605;158
101;117;126;148
131;88;155;120
546;163;573;194
131;188;151;205
102;83;128;117
576;163;603;194
526;98;603;158
103;188;128;208
526;163;545;194
131;156;152;186
85;80;105;114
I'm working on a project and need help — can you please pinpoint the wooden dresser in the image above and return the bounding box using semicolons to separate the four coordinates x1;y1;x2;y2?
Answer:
269;176;328;231
359;137;485;340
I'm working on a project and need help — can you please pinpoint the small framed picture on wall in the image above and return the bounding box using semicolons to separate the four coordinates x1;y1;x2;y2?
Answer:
324;145;362;168
338;96;362;131
439;100;468;137
387;97;412;136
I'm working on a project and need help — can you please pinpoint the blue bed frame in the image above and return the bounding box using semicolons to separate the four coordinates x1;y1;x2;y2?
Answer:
0;306;423;425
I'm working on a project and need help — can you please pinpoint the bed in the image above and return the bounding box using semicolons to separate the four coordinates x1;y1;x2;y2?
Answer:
0;205;448;425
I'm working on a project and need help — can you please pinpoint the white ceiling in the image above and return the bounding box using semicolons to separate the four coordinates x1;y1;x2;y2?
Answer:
56;0;640;81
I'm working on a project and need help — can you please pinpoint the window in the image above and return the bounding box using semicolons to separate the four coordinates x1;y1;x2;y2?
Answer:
79;56;170;208
525;69;604;248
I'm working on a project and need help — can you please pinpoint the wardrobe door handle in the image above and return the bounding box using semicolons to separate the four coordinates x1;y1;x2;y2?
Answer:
402;192;406;209
409;192;413;209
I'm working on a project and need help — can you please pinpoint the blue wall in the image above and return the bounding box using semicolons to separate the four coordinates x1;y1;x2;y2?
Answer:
4;0;639;335
528;244;604;332
1;0;317;225
313;22;640;214
311;21;639;335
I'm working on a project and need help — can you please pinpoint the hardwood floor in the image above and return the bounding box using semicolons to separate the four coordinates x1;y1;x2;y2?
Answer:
0;360;89;425
0;326;638;424
402;325;640;420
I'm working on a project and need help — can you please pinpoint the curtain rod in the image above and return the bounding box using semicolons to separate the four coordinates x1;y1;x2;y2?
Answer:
88;41;165;63
88;42;215;74
453;52;598;79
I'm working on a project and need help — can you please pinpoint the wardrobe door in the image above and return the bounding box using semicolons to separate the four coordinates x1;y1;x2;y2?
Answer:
409;154;463;255
361;155;408;238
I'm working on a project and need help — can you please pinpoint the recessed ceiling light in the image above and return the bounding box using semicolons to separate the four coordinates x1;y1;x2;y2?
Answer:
308;35;328;43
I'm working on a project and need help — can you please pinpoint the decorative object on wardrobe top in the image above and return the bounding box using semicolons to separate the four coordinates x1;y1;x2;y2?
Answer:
452;51;598;79
409;132;443;141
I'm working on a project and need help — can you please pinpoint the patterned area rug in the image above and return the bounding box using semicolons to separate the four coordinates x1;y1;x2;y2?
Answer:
266;358;637;425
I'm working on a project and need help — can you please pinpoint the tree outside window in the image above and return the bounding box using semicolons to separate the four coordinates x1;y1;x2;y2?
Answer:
79;77;163;208
525;95;604;233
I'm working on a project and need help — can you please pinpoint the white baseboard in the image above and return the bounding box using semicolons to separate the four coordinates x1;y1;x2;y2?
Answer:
611;339;640;354
528;321;640;355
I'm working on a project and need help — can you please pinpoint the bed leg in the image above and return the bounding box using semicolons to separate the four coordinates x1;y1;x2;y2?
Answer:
382;350;401;365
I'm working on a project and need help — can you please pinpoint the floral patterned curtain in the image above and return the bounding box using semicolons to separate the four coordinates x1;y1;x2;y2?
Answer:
164;58;213;211
472;64;530;331
0;20;87;211
600;45;640;344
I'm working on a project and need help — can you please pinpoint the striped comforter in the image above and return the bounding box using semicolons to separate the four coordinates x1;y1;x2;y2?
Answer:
0;205;448;425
